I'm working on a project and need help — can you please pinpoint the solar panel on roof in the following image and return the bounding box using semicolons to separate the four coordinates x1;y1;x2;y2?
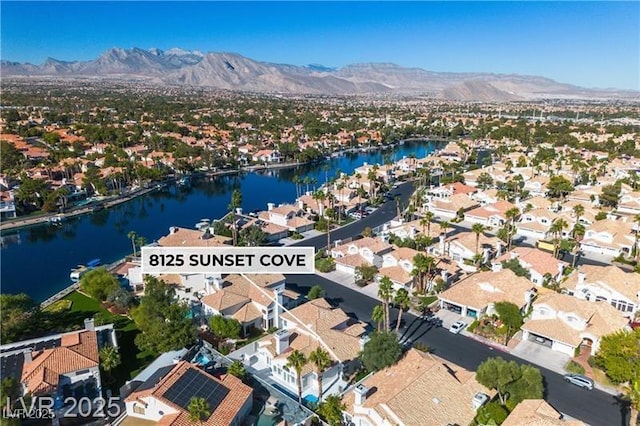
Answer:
163;368;229;412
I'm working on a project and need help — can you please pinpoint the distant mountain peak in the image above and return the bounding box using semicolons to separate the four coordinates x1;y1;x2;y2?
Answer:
2;47;636;100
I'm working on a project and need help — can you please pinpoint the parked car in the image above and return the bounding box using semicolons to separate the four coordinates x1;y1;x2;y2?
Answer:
563;374;594;390
350;212;363;220
449;321;466;334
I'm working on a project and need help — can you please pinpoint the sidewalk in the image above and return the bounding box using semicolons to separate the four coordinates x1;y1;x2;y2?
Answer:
316;269;382;301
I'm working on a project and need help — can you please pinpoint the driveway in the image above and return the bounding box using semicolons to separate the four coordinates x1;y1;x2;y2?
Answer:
511;339;570;375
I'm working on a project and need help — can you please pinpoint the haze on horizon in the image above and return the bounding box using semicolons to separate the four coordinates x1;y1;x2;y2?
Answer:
2;1;638;91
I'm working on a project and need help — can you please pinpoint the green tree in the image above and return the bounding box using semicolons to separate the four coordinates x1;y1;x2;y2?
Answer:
316;394;346;426
475;357;543;406
79;267;120;301
229;188;243;246
600;183;621;208
0;293;38;343
355;264;378;286
131;276;197;355
361;331;402;372
546;175;574;199
371;304;385;332
209;315;242;339
287;350;308;406
187;397;211;423
309;347;332;401
595;329;640;384
307;285;325;300
475;401;509;425
239;224;266;246
378;276;394;331
494;302;524;343
622;375;640;426
0;377;19;409
394;288;410;332
227;361;247;381
99;346;122;383
106;287;134;310
127;231;138;256
501;258;531;279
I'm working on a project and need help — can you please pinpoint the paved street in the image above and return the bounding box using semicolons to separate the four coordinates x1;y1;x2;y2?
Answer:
283;273;629;426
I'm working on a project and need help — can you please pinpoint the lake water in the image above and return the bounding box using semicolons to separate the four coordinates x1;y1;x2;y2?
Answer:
1;140;441;301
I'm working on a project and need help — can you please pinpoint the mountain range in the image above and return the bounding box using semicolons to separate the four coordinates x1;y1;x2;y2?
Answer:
3;47;637;101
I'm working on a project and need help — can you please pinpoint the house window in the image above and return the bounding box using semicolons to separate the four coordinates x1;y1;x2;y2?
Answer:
595;296;607;302
133;405;145;415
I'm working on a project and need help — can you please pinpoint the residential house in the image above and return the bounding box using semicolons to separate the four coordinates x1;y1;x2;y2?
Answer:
252;149;283;163
516;208;561;240
157;226;231;248
201;274;298;334
0;190;16;219
563;265;640;317
331;237;393;275
426;193;479;220
0;319;117;408
492;247;567;287
524;176;550;197
580;219;634;257
464;200;517;228
439;269;535;319
249;299;368;402
427;182;477;200
618;191;640;215
441;231;503;271
377;247;419;289
258;203;315;234
342;349;495;426
123;361;252;426
502;399;585;426
521;293;629;356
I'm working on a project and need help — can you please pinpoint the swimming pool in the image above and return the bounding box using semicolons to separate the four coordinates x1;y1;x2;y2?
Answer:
194;353;211;365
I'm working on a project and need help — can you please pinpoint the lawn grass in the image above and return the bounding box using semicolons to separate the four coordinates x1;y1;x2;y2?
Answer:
58;291;155;394
42;299;72;313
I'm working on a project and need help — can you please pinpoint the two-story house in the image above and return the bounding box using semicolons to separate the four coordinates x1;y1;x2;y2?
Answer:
377;247;419;289
618;191;640;215
258;203;315;234
201;274;294;334
426;193;479;220
123;361;252;425
562;265;640;317
441;231;503;271
331;237;393;275
521;293;629;356
580;219;634;257
516;208;561;240
492;247;567;286
246;298;368;403
465;200;517;228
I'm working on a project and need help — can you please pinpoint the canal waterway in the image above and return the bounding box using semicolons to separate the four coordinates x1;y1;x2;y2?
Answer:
1;140;441;301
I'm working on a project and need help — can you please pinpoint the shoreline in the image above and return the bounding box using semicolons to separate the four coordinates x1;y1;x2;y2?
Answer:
2;138;446;232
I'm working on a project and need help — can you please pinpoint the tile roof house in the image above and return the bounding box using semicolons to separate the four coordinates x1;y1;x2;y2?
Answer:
441;231;504;272
426;193;479;219
521;293;630;356
201;274;290;334
0;319;117;406
377;247;420;289
331;237;393;275
502;399;585;426
492;247;568;287
157;226;231;248
562;265;640;317
246;299;368;402
439;269;536;319
123;361;252;426
258;203;315;233
579;219;634;258
516;208;561;240
617;190;640;215
342;349;495;426
465;200;517;228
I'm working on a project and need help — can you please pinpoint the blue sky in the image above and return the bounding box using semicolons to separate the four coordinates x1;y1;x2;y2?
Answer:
2;2;638;90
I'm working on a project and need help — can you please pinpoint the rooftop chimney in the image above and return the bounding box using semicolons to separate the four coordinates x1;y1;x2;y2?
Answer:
23;349;33;363
267;203;275;211
354;384;369;406
274;329;290;355
170;226;178;234
578;271;586;285
84;318;95;331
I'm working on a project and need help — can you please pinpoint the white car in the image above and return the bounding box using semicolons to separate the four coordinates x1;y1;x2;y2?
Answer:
449;321;466;334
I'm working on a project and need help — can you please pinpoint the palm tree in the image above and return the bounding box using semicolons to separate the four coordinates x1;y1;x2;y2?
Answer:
187;397;211;423
293;175;301;198
127;231;138;257
394;288;410;332
309;347;332;401
227;361;247;380
287;350;308;406
378;276;394;332
440;221;451;253
549;217;569;258
99;346;121;383
312;190;326;216
422;211;435;237
471;223;486;258
505;207;521;250
228;188;242;246
371;304;385;331
317;394;346;426
336;182;345;224
622;376;640;426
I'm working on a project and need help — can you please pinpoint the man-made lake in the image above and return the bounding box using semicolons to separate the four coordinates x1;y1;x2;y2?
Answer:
1;140;441;301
